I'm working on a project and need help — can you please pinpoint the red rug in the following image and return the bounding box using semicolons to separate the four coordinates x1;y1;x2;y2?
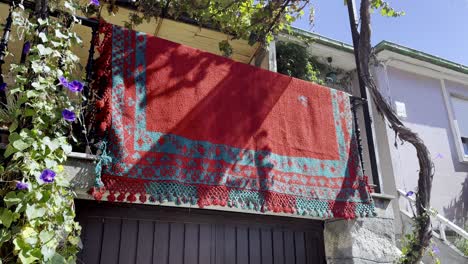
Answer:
91;21;375;219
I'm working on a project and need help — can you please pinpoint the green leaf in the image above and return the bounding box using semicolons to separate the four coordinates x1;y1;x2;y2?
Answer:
62;143;72;155
4;145;16;158
12;139;29;151
24;108;36;117
4;191;22;208
0;208;14;228
18;251;38;264
37;18;48;25
68;235;80;246
55;29;69;39
0;228;11;246
44;137;59;152
39;230;54;243
55;175;70;187
39;32;48;43
8;132;20;142
37;44;52;56
41;245;55;261
9;120;18;132
50;253;67;264
21;226;36;238
64;1;75;12
26;90;38;98
25;204;46;220
45;158;57;169
13;237;29;251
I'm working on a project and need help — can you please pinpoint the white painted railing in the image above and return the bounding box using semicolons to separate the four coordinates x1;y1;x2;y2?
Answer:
397;189;468;243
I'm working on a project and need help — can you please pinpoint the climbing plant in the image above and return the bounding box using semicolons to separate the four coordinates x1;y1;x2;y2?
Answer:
276;41;323;83
0;0;92;262
275;40;354;92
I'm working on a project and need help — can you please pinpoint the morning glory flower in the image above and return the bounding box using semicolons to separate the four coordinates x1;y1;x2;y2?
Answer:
432;245;440;255
405;191;414;197
0;83;6;92
58;76;69;87
68;80;84;92
90;0;100;6
62;109;76;122
23;41;31;55
16;181;29;190
40;169;56;183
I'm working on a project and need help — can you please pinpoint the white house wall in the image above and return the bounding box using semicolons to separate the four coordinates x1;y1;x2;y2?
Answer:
374;64;468;226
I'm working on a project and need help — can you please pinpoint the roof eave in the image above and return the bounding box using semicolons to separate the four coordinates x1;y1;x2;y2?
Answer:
374;41;468;76
288;27;354;54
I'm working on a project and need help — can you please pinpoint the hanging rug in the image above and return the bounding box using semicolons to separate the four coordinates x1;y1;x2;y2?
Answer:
90;21;375;219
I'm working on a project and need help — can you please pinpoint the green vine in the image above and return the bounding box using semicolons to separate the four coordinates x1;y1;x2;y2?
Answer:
454;230;468;256
0;0;88;262
397;201;441;264
276;40;353;91
276;41;322;83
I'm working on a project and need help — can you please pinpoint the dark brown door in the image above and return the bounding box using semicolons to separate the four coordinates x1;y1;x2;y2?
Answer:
76;200;325;264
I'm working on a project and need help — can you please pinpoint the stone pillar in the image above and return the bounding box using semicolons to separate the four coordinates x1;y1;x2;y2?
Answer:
324;194;401;264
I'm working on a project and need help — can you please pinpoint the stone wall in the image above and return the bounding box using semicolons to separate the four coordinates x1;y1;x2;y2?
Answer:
324;194;401;264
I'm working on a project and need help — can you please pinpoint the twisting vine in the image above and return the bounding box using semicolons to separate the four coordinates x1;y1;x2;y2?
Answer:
0;0;92;262
350;0;434;263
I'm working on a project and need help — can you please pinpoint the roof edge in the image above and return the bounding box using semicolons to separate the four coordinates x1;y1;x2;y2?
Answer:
374;41;468;75
288;27;354;54
288;27;468;76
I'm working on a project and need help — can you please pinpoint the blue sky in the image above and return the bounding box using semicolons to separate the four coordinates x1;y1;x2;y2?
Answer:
292;0;468;65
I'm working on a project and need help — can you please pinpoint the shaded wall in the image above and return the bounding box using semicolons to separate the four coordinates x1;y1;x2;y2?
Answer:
374;65;468;227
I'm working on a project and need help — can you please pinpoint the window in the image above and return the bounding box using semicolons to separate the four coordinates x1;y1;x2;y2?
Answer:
462;137;468;156
451;95;468;159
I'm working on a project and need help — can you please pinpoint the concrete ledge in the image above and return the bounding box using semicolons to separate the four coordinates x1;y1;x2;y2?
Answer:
68;152;98;161
324;193;401;263
371;193;396;201
324;217;400;264
65;153;96;190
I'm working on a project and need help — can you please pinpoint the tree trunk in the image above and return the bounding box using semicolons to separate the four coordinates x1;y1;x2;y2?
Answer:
348;0;434;263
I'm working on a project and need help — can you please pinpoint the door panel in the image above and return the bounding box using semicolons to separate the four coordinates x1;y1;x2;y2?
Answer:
76;200;325;264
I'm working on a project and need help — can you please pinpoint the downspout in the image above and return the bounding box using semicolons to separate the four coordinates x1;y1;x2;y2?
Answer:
346;0;381;192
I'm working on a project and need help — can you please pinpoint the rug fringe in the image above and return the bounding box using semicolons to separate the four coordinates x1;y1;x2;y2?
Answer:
89;177;376;219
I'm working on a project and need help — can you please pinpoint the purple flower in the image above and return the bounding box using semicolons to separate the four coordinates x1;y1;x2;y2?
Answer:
40;169;56;183
406;191;414;197
432;245;440;255
58;76;69;87
435;153;444;159
23;41;31;55
90;0;99;6
68;80;84;92
62;109;76;122
0;83;6;92
16;181;29;190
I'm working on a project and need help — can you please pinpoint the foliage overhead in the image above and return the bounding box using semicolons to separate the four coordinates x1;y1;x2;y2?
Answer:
276;41;322;83
85;1;403;56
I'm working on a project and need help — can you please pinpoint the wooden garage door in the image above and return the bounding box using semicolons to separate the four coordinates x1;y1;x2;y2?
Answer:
76;200;325;264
